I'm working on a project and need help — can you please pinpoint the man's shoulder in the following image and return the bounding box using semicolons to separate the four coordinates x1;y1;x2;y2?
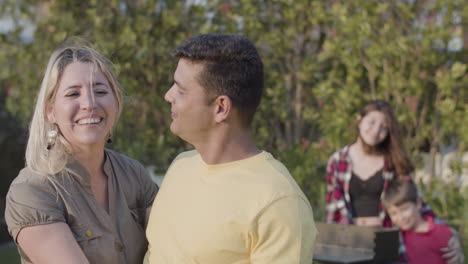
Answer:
172;150;199;164
175;150;199;159
165;150;200;173
259;152;290;177
249;152;309;201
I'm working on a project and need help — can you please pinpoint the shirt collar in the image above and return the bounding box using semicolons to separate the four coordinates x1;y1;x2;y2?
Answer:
65;149;113;187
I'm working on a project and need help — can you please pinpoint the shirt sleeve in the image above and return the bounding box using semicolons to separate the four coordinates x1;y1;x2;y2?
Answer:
4;180;66;242
325;154;343;223
138;163;159;209
250;195;317;264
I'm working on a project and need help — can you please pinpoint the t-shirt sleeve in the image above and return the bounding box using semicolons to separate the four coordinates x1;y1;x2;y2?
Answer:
5;181;66;242
138;163;158;209
250;195;317;264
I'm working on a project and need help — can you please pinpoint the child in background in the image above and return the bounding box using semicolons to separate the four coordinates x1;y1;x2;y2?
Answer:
382;179;452;264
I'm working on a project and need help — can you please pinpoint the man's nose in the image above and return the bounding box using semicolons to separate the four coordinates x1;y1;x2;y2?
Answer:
164;86;174;103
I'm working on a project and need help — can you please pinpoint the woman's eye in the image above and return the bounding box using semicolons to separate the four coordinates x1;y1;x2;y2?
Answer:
65;92;79;97
95;90;108;95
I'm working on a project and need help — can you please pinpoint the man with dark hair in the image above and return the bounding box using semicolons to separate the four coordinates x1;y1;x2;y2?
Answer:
144;33;316;263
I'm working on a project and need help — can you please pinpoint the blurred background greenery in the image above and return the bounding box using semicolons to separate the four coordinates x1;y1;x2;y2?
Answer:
1;0;467;262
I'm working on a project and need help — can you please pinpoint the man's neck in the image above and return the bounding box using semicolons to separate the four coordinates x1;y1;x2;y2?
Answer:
194;126;260;165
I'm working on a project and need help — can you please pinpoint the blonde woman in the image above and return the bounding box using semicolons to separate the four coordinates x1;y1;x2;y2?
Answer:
5;42;158;264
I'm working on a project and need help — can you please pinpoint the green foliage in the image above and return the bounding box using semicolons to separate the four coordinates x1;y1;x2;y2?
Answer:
0;247;20;264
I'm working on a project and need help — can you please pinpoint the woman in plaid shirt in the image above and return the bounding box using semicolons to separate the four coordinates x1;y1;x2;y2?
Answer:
325;100;464;263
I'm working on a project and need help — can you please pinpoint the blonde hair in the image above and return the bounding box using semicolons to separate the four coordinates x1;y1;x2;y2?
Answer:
26;40;123;175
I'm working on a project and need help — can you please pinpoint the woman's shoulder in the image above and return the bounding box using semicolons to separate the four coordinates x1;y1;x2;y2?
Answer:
11;167;55;188
7;167;61;203
105;149;144;170
104;149;151;184
328;145;351;160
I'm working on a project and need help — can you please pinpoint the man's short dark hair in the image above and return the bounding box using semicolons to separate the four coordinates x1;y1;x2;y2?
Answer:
173;33;264;127
382;179;419;208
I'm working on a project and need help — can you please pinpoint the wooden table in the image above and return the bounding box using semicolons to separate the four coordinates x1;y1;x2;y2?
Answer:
313;222;400;264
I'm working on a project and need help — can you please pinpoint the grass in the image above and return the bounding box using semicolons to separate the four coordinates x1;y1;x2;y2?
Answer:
0;247;20;264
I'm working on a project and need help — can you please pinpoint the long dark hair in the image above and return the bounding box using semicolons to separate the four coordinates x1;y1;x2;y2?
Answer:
357;100;414;177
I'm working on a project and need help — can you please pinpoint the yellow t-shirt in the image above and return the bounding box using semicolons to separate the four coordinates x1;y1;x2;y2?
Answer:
145;150;316;264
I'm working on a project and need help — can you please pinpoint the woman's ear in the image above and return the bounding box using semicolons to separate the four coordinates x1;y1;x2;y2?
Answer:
213;95;232;123
356;115;362;122
46;103;56;123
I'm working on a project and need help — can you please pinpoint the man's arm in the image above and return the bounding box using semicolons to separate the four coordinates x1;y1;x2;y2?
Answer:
250;196;317;264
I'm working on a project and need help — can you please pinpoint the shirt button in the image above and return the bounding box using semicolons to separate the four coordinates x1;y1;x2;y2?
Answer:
115;242;124;252
85;229;93;238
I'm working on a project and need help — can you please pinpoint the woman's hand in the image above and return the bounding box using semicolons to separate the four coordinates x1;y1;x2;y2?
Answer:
441;228;465;264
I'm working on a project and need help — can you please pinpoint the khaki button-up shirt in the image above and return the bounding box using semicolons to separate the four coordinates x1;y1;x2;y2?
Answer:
5;149;158;264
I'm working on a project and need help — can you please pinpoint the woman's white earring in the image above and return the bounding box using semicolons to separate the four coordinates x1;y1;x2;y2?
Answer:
46;129;58;150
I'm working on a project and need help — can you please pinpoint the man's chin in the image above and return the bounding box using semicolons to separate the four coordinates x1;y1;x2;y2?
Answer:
169;125;185;140
169;123;178;134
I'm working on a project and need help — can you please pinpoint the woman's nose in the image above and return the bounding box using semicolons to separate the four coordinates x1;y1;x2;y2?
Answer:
81;90;97;110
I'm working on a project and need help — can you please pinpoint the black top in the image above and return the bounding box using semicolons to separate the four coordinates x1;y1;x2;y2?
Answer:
349;169;384;217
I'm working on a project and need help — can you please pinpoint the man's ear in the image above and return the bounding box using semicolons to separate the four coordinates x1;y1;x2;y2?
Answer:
213;95;232;123
46;103;56;123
